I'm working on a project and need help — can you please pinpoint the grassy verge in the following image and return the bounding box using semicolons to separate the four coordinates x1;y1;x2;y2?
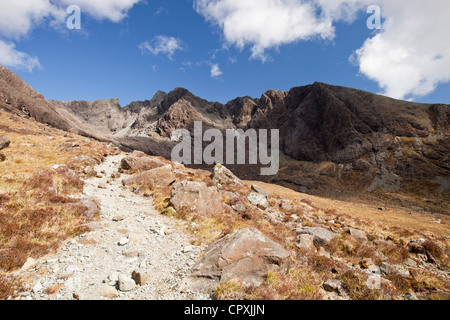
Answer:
0;109;119;299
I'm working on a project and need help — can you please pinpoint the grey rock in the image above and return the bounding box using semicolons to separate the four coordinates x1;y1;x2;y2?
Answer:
280;202;293;211
0;136;10;150
297;227;337;246
232;203;247;213
323;279;343;293
72;155;97;165
296;234;316;251
405;292;419;300
95;284;119;299
82;166;95;175
251;184;269;197
170;180;231;217
120;155;166;171
59;141;79;149
211;164;243;187
380;262;397;275
348;227;368;241
32;281;43;293
117;274;137;292
247;192;270;209
122;164;175;187
403;258;417;268
118;237;129;246
79;199;100;221
185;228;291;292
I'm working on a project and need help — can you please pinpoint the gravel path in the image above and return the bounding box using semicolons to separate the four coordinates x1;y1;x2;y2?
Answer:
18;155;210;300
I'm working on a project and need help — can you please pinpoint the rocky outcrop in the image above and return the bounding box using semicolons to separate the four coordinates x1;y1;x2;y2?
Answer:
122;164;175;188
183;228;291;292
211;164;243;187
120;155;167;172
246;192;270;210
170;181;231;217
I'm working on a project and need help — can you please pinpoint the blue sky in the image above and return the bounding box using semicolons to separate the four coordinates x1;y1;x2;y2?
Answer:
1;0;449;106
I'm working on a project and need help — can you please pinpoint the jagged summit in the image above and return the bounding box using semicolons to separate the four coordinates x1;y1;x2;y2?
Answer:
0;64;448;204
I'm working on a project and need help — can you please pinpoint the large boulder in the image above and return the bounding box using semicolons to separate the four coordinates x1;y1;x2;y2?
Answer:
183;228;291;293
170;180;230;217
122;164;175;187
297;227;337;246
347;227;368;241
0;136;10;150
120;155;166;171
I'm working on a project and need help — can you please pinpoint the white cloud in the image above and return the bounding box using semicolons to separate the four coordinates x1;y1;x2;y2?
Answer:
0;0;57;39
0;0;140;72
0;40;41;72
210;63;223;78
194;0;335;62
56;0;141;23
195;0;450;100
139;36;184;60
0;0;141;39
352;0;450;100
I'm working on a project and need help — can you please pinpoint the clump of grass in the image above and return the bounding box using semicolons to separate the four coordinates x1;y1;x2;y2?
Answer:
244;267;324;300
410;269;447;292
422;240;444;260
377;241;410;264
326;234;382;266
338;270;384;300
216;264;324;301
215;279;247;300
0;274;23;300
308;254;339;274
385;273;412;296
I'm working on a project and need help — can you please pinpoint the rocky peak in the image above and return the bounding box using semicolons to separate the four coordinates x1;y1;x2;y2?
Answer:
124;90;167;114
225;96;258;128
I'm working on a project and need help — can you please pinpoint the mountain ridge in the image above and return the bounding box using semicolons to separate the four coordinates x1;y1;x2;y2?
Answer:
0;64;448;211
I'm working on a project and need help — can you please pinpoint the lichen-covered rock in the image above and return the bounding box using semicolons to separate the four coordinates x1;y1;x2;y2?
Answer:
184;228;291;293
120;155;166;171
297;227;337;246
211;164;243;187
247;192;270;209
122;164;175;188
170;180;231;217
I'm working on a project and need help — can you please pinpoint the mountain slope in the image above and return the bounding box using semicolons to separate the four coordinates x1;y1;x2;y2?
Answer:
0;65;448;212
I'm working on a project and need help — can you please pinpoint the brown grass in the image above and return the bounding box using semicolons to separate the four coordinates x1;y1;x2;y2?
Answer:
0;168;90;272
247;181;450;239
0;274;23;300
338;270;385;300
409;269;448;292
215;264;324;300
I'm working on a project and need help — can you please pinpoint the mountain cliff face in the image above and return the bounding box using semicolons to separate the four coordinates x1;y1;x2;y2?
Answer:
0;64;448;208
